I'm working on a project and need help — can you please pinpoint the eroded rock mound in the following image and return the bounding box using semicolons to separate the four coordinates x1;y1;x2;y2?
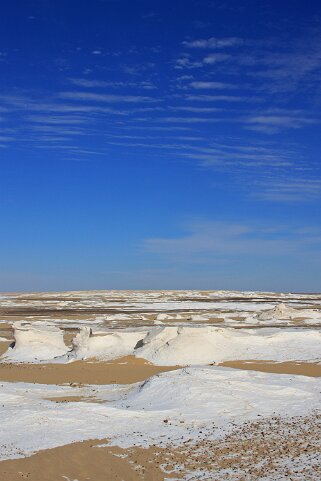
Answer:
2;321;69;362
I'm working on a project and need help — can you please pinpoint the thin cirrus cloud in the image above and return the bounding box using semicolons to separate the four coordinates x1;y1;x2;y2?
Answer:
178;143;296;171
244;49;321;93
168;106;222;113
182;37;244;49
185;94;258;102
0;28;319;206
68;78;157;90
58;91;159;103
175;52;231;69
35;103;125;114
0;94;125;115
254;178;321;202
189;81;235;89
179;34;321;98
142;221;321;260
175;55;203;69
203;53;231;64
159;116;222;123
69;78;115;87
27;115;89;125
245;114;318;133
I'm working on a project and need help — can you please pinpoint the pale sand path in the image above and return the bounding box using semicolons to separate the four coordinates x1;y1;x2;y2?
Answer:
0;356;180;385
219;360;321;377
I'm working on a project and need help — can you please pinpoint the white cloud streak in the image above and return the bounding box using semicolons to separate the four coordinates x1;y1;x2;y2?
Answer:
189;81;235;89
183;37;244;49
143;221;321;260
59;92;159;103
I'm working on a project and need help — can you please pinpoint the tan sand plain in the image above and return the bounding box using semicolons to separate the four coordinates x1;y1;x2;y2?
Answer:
219;360;321;377
0;356;180;385
0;355;320;386
0;439;169;481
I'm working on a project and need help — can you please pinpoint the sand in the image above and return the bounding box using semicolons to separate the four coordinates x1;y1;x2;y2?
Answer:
0;341;10;356
220;360;321;377
1;290;320;479
0;413;320;481
44;395;103;403
0;439;168;481
0;355;180;385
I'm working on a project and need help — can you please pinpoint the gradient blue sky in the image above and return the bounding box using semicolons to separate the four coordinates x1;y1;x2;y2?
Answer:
1;0;321;292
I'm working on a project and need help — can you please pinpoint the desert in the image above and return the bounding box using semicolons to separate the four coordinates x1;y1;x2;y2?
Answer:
0;290;320;480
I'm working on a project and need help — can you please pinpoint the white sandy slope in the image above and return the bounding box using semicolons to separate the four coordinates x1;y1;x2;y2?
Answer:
1;323;321;364
0;366;320;461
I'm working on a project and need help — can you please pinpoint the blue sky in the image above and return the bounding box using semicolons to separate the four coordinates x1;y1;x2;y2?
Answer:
1;0;321;292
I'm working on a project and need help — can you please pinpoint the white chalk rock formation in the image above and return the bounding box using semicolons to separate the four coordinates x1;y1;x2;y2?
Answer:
63;326;146;361
2;321;69;362
257;303;320;321
134;326;321;365
2;322;320;365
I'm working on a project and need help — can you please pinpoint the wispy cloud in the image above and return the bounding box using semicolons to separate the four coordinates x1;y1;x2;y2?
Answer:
178;33;321;102
68;78;157;90
185;94;258;102
175;52;231;69
59;91;159;103
143;220;321;261
254;178;321;202
0;27;320;210
0;95;126;114
247;46;321;93
245;113;318;133
0;136;14;142
69;78;113;88
203;53;231;64
168;105;222;113
183;37;244;49
175;55;203;69
159;116;221;123
179;141;295;168
189;81;235;89
27;115;89;125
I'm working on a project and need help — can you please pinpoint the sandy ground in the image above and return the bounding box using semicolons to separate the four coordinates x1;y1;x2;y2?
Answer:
0;341;10;356
0;439;168;481
1;348;319;385
0;356;180;385
219;360;321;377
0;413;320;481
